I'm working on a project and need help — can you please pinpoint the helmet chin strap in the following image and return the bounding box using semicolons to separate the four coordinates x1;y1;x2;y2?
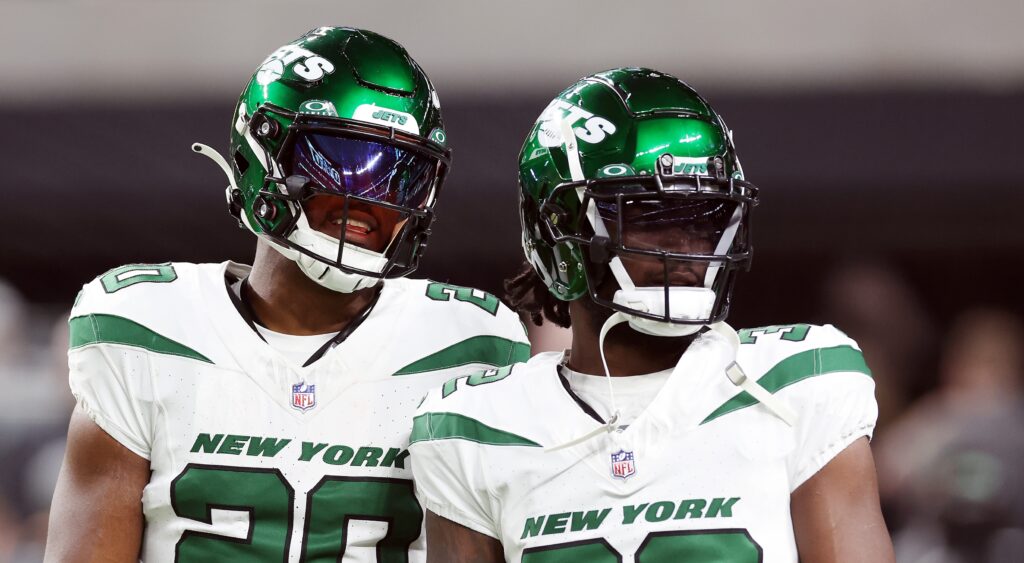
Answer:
545;311;629;453
706;322;799;426
284;213;385;293
545;316;797;453
191;142;384;294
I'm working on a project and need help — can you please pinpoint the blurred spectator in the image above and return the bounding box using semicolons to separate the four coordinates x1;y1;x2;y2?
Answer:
876;308;1024;563
820;258;938;430
0;279;27;366
0;278;29;561
0;310;72;562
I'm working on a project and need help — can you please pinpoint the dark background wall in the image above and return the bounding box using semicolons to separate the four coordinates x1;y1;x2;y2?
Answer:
5;89;1022;330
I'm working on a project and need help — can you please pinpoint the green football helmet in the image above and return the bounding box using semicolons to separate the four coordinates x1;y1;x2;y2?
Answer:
518;68;759;336
194;27;450;293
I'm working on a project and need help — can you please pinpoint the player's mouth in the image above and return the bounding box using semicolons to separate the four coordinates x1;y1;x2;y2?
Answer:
324;209;379;246
332;216;374;235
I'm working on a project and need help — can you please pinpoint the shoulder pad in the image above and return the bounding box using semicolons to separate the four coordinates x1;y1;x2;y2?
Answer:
412;355;561;448
70;262;218;364
387;279;530;376
734;323;869;395
702;324;873;425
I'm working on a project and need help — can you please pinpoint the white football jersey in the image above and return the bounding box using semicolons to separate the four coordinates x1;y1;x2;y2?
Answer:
409;324;876;563
68;261;529;563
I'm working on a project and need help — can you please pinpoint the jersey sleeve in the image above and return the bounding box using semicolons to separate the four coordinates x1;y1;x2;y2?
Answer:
67;282;156;459
785;325;878;489
408;390;502;538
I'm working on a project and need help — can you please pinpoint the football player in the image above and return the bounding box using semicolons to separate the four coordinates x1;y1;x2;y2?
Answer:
44;27;529;562
409;68;895;562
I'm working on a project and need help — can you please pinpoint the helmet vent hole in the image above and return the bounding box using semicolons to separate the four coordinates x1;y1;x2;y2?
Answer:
232;149;250;176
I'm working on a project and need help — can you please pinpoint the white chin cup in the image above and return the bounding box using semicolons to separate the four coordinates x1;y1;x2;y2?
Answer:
264;215;388;293
612;286;716;337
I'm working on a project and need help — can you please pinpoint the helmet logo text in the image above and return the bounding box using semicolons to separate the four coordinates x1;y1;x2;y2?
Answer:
671;156;710;176
352;104;421;135
537;100;616;148
371;110;408;126
256;44;335;86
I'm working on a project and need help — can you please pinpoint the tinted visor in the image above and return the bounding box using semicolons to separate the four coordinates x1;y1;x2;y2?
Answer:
597;198;738;253
288;133;437;209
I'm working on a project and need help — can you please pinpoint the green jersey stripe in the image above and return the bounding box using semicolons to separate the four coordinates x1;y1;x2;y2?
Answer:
701;345;870;425
410;412;541;447
69;314;213;364
393;335;530;376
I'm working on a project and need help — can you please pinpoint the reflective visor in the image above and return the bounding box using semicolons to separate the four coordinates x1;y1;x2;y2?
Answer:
288;133;436;209
597;198;738;252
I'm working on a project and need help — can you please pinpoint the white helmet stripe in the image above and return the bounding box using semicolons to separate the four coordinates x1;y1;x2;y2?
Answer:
243;126;283;179
703;206;743;288
560;116;636;293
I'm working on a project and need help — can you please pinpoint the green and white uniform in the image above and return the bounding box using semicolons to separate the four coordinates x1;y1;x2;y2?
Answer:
68;261;529;562
409;324;875;562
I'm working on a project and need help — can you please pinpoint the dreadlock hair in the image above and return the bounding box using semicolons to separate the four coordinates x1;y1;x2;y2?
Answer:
504;260;572;328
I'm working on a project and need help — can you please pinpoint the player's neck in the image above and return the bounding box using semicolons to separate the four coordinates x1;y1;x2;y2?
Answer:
243;243;379;336
565;300;696;376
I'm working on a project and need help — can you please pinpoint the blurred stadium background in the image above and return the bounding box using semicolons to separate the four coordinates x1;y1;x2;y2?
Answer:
1;1;1023;561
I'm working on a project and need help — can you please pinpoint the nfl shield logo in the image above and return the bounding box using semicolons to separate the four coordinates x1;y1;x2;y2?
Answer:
291;382;316;412
610;449;636;480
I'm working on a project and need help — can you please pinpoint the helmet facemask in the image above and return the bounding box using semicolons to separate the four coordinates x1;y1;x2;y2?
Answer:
540;153;757;336
240;106;449;293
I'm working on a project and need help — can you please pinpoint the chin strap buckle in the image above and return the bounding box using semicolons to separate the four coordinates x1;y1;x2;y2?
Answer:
725;361;798;426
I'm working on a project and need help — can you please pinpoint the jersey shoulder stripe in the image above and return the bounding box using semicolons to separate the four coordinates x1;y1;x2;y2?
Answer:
70;262;222;362
385;278;531;377
69;313;212;363
702;344;869;424
702;323;871;425
412;356;562;449
393;335;530;375
410;411;540;447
